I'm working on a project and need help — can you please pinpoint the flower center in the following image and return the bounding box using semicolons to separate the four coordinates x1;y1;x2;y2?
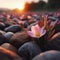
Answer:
35;32;40;37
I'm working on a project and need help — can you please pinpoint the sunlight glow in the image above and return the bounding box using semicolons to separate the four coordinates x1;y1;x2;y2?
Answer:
17;3;25;10
0;0;48;9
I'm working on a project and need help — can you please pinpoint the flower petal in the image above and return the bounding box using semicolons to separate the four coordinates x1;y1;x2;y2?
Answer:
34;25;40;33
40;27;45;34
31;26;36;34
34;25;40;32
27;31;41;38
40;27;46;37
29;25;46;38
41;30;46;37
27;31;35;37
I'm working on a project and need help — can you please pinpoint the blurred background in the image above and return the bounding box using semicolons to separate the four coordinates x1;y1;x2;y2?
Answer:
0;0;60;13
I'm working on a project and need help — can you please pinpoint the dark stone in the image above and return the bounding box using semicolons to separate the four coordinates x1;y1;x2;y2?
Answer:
55;24;60;33
4;25;22;33
0;22;5;30
49;33;60;51
32;50;60;60
23;21;29;28
34;36;50;52
18;41;41;60
0;33;9;45
5;23;11;28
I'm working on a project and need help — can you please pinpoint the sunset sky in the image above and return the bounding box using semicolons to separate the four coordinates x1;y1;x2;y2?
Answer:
0;0;48;9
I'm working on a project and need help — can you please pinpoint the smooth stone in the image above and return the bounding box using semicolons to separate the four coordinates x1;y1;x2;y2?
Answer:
32;50;60;60
0;30;6;34
18;41;41;60
50;32;60;50
1;43;17;53
0;47;22;60
4;32;14;39
0;22;5;30
0;33;8;45
4;25;22;33
10;31;30;49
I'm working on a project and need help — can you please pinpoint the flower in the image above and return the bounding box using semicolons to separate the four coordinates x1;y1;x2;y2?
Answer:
27;24;46;38
27;15;59;40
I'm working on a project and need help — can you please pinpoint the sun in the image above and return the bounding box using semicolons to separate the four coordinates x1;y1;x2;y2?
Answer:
17;3;25;10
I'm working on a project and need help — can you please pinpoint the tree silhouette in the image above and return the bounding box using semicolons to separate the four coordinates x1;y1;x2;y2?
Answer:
48;0;60;9
24;0;46;11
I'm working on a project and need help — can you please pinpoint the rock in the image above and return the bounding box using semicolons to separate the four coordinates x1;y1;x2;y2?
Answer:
4;25;22;33
50;32;60;50
0;30;6;34
4;32;14;39
32;50;60;60
18;41;41;60
0;33;8;45
23;21;29;28
5;23;11;28
10;31;30;49
55;24;60;33
0;22;5;30
1;43;17;53
0;47;22;60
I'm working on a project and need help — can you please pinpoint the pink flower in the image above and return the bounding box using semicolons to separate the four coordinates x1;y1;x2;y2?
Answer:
27;25;46;38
